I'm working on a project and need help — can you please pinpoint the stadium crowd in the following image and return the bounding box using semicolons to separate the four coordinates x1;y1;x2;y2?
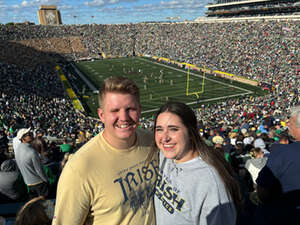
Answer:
0;19;299;224
0;62;101;140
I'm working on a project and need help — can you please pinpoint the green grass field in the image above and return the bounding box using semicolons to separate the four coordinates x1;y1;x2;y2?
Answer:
70;57;263;118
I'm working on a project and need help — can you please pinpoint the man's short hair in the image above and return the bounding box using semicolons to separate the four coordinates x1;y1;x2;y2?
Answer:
290;105;300;128
98;76;140;108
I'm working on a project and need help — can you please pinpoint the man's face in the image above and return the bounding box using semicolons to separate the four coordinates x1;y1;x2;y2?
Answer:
98;92;141;149
288;115;300;141
22;132;33;143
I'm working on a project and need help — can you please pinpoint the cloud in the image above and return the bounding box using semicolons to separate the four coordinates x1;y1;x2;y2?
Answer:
108;0;136;3
85;0;137;7
10;0;61;9
0;1;7;9
84;0;105;6
98;5;130;13
59;4;75;10
108;0;119;3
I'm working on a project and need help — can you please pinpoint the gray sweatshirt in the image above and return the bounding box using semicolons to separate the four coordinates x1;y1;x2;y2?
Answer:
15;142;48;185
155;152;236;225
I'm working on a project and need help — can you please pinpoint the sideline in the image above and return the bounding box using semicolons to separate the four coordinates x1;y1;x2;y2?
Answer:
70;63;98;93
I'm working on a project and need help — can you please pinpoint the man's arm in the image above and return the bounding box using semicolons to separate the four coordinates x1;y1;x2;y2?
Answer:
52;162;90;225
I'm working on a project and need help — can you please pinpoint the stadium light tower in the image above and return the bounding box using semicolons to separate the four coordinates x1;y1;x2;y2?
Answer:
73;15;77;24
130;30;138;56
91;15;94;24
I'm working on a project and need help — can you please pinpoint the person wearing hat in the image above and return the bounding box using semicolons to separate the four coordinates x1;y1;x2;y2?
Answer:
212;135;224;149
212;135;233;164
255;106;300;224
253;137;269;156
14;128;49;199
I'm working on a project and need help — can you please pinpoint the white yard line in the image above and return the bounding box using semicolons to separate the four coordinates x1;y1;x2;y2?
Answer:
71;63;99;93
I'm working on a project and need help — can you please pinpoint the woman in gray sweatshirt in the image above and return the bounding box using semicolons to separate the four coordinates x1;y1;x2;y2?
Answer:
151;102;241;225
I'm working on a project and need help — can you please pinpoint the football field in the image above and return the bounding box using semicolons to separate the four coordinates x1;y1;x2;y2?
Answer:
72;57;260;118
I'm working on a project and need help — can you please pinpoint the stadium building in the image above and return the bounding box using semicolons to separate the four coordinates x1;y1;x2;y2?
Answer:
205;0;300;18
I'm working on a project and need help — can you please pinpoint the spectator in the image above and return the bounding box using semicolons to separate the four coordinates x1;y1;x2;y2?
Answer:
152;102;240;225
253;136;269;156
14;128;49;199
59;138;72;154
244;147;267;189
279;133;290;144
31;137;50;164
255;105;300;224
0;128;8;154
0;147;7;168
14;196;54;225
0;159;27;203
223;137;235;163
212;135;226;158
31;137;59;199
53;77;157;225
35;129;45;139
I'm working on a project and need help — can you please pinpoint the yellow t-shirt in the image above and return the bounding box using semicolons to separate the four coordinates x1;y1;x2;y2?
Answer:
52;129;158;225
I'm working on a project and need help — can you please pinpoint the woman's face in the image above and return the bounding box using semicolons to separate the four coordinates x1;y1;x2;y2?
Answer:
155;112;197;163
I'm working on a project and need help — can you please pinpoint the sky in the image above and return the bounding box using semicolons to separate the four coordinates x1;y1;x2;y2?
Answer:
0;0;211;25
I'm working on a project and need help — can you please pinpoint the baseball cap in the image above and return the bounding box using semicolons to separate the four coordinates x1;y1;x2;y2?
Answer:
212;136;224;145
17;128;31;140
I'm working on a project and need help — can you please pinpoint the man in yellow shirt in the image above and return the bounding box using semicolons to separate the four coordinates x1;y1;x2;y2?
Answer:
53;76;158;225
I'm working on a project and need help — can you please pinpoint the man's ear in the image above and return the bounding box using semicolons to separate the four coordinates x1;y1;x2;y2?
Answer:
97;108;104;123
